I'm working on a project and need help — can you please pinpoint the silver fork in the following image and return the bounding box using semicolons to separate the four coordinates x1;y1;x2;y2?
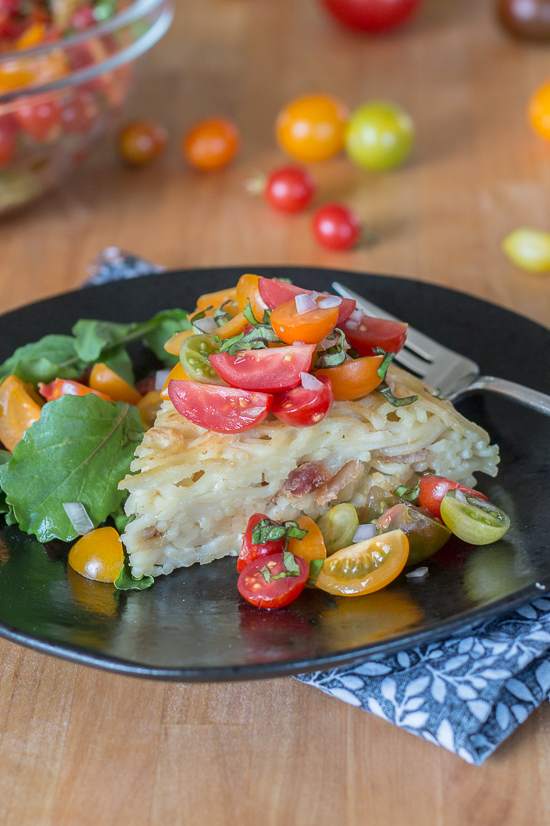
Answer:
333;282;550;416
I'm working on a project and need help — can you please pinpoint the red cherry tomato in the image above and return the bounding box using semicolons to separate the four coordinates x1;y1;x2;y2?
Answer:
272;374;334;427
70;3;96;30
320;0;422;32
0;115;17;167
339;314;408;357
168;380;273;433
418;476;488;521
257;277;356;324
312;203;361;251
60;91;97;135
38;378;111;402
209;344;315;392
182;117;240;171
15;95;61;141
237;552;309;609
264;166;316;213
237;513;286;573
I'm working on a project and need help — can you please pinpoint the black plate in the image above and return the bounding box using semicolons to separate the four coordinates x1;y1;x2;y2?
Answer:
0;266;548;682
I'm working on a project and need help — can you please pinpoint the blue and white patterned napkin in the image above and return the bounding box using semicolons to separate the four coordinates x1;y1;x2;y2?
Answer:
88;248;550;765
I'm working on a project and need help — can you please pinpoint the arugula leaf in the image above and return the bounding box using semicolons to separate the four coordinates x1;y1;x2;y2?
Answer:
0;335;86;385
0;455;11;515
2;394;144;542
101;346;135;385
113;506;135;533
142;310;191;364
114;560;154;591
72;319;131;362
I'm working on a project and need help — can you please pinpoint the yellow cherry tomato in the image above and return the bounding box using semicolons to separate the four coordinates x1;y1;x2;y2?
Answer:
164;328;194;356
528;81;550;140
270;298;339;344
287;515;327;564
314;354;384;401
276;94;349;162
89;363;141;405
216;312;249;339
137;390;163;428
0;375;43;451
502;227;550;272
160;361;189;399
314;530;409;596
196;287;238;312
68;526;125;583
15;22;47;50
236;273;268;322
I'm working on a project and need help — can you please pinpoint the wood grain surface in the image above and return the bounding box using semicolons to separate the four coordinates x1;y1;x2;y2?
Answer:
0;0;549;823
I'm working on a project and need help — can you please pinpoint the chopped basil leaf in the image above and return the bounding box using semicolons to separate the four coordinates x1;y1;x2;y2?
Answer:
395;484;420;502
242;300;257;326
260;565;272;583
284;521;308;540
375;350;395;382
307;558;324;587
315;329;347;369
251;518;307;545
219;325;282;355
378;384;419;407
283;550;301;575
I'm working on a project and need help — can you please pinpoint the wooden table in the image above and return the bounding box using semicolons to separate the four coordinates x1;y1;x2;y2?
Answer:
0;0;550;822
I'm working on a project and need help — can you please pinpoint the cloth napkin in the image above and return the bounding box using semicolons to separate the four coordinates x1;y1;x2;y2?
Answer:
88;248;550;765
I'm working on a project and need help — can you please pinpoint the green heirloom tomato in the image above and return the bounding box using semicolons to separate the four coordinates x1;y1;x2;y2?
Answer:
360;485;404;523
345;101;414;171
440;490;510;545
179;334;224;384
316;503;359;556
376;503;451;565
502;228;550;273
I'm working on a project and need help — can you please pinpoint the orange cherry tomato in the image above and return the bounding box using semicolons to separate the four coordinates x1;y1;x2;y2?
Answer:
314;354;384;400
287;515;327;564
236;273;268;322
270;298;339;344
528;81;550;140
160;361;189;398
88;363;141;405
16;22;47;50
182;117;240;171
196;287;238;313
276;94;349;162
0;375;43;451
68;526;125;583
137;390;163;428
314;530;409;596
118;119;168;166
38;378;111;402
164;328;194;356
215;312;249;339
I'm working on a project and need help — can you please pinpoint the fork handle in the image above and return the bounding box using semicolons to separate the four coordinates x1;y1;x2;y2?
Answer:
450;376;550;416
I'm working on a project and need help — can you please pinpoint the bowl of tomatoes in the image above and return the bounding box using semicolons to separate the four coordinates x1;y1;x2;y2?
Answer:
0;0;173;215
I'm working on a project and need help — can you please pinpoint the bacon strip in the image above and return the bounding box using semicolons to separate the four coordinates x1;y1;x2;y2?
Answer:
315;460;364;507
284;461;330;498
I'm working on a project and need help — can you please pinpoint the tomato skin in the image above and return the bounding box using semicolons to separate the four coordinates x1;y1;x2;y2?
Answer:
118;119;168;166
528;81;550;140
15;95;61;141
238;553;309;609
264;166;316;213
235;273;268;321
276;94;349;162
320;0;422;32
271;298;339;345
38;378;111;402
168;380;273;433
339;314;407;357
314;354;384;400
346;101;414;171
237;513;286;573
182;117;240;171
258;278;356;324
314;530;409;596
209;344;315;392
0;115;17;167
418;476;488;521
272;374;334;426
312;203;361;251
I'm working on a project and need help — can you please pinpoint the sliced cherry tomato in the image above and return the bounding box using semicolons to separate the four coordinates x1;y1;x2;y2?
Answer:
196;287;238;312
209;344;315;392
314;354;384;400
236;273;269;321
14;94;61;141
418;475;488;521
376;503;451;565
314;529;409;596
237;513;286;573
238;552;309;609
264;166;316;213
271;374;334;426
118;119;168;166
276;94;349;162
320;0;422;32
258;278;356;324
136;390;162;429
287;515;327;564
38;378;111;402
271;298;339;345
164;328;194;356
216;312;249;340
312;203;360;251
88;363;141;405
440;490;510;545
68;526;124;583
340;314;407;357
0;374;43;451
182;117;240;171
179;334;224;385
168;380;273;433
160;361;190;399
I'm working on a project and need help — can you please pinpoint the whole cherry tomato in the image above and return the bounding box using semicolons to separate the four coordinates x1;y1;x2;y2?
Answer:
346;101;414;171
182;117;240;171
498;0;550;40
238;552;309;609
418;476;488;521
0;114;17;166
312;202;361;250
271;374;334;426
264;166;316;212
15;94;61;142
528;81;550;140
320;0;422;31
237;513;286;573
118;119;168;166
276;94;349;162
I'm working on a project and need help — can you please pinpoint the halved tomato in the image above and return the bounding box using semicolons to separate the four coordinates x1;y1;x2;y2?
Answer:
418;475;488;521
314;529;409;596
271;374;334;426
168;380;273;433
271;299;339;345
287;515;327;564
237;552;309;609
236;273;269;322
340;314;408;358
209;344;315;392
258;278;356;324
38;378;111;402
237;513;286;573
314;354;384;401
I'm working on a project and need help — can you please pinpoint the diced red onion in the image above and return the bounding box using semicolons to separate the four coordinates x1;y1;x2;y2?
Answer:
454;490;468;504
155;370;170;390
311;291;322;301
194;316;218;333
405;566;429;579
317;296;342;309
295;293;318;314
292;340;306;346
300;372;324;390
63;502;94;536
353;524;377;543
349;309;364;323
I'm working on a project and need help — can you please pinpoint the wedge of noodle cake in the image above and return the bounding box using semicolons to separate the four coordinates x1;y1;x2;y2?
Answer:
119;366;499;578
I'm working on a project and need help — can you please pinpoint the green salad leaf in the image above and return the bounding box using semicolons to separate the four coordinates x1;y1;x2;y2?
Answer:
2;394;144;542
0;335;86;385
114;560;154;591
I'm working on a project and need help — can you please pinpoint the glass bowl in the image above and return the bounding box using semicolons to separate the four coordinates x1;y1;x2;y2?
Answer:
0;0;174;215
